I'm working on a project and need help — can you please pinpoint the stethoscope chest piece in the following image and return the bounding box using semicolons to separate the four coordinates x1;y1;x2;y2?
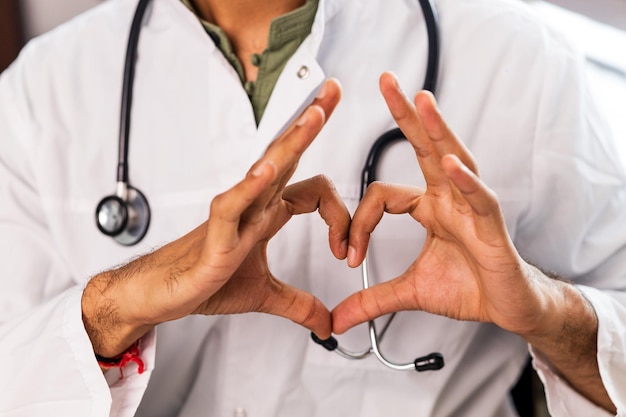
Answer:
96;185;150;246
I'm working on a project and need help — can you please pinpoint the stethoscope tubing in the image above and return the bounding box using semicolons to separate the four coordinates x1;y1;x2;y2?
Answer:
118;0;151;185
107;0;445;371
419;0;440;94
315;0;444;372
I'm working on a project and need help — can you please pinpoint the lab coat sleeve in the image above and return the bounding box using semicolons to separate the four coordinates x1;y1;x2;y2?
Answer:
0;287;156;417
510;21;626;417
530;287;626;417
0;42;154;417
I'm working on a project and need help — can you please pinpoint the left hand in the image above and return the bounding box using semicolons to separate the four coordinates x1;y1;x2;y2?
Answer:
332;72;551;337
333;73;614;413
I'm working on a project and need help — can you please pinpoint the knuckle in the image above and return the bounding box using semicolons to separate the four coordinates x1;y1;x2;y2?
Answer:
329;225;347;241
313;175;339;199
485;187;501;209
366;181;385;194
298;297;319;327
210;193;227;212
413;144;432;159
312;174;332;188
365;181;394;202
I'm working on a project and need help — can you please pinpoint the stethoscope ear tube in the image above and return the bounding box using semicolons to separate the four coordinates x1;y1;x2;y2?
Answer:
360;1;439;197
418;0;440;94
118;0;152;184
360;128;406;198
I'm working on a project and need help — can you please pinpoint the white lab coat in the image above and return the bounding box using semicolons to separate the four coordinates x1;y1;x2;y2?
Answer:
1;0;625;416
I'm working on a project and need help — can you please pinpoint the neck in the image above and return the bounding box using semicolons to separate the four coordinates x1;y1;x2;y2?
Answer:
192;0;307;59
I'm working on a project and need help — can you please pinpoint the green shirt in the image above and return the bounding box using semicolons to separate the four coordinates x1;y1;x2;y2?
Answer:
180;0;319;124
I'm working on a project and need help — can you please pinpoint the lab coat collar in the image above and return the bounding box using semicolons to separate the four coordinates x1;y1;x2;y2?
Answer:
142;0;347;149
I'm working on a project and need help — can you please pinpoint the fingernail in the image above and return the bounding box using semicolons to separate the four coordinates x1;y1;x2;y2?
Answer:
388;72;400;89
340;239;348;257
347;245;356;266
425;90;439;111
296;110;309;127
315;82;327;99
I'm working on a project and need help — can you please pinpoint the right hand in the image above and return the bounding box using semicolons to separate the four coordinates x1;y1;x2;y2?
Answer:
82;79;346;358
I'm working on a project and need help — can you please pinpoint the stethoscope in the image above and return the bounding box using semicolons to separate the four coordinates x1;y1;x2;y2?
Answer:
96;0;444;372
310;0;444;372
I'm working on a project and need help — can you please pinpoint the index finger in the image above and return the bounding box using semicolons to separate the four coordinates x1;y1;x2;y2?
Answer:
260;78;342;177
414;91;478;175
244;79;342;214
206;80;341;246
379;72;447;189
347;182;424;267
207;106;328;250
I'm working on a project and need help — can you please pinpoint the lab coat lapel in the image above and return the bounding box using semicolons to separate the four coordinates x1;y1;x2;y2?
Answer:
255;0;332;148
256;50;326;148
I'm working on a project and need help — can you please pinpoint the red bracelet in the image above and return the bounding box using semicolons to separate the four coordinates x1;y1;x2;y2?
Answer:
96;341;145;378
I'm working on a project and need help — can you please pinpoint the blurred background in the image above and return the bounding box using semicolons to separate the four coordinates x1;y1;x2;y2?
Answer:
1;0;625;68
1;0;100;71
0;0;625;415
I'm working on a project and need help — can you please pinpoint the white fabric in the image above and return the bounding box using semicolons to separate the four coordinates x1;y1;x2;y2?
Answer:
0;0;625;416
530;287;626;417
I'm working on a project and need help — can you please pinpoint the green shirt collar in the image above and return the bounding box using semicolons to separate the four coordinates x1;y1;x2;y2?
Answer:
180;0;319;124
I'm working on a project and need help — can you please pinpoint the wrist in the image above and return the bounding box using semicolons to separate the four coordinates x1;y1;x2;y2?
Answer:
491;260;596;354
517;266;598;379
96;340;145;377
82;271;152;358
519;274;598;365
518;276;612;411
517;266;569;340
494;262;565;339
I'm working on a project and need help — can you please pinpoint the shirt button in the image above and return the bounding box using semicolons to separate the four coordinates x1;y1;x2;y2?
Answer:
250;53;262;67
296;65;310;79
244;81;255;95
233;407;247;417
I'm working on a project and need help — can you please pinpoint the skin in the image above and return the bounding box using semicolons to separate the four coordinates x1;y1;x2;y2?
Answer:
331;72;615;413
83;1;616;413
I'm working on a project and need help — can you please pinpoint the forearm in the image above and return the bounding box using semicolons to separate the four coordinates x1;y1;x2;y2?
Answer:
80;244;179;359
81;224;207;359
521;270;616;413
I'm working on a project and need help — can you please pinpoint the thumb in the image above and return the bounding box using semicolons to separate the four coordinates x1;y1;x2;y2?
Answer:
331;278;416;334
261;280;332;339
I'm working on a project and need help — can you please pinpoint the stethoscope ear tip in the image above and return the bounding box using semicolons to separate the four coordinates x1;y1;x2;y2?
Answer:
310;332;339;351
414;352;445;372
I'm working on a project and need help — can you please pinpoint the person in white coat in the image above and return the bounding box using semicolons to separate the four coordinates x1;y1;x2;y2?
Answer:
1;0;625;416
